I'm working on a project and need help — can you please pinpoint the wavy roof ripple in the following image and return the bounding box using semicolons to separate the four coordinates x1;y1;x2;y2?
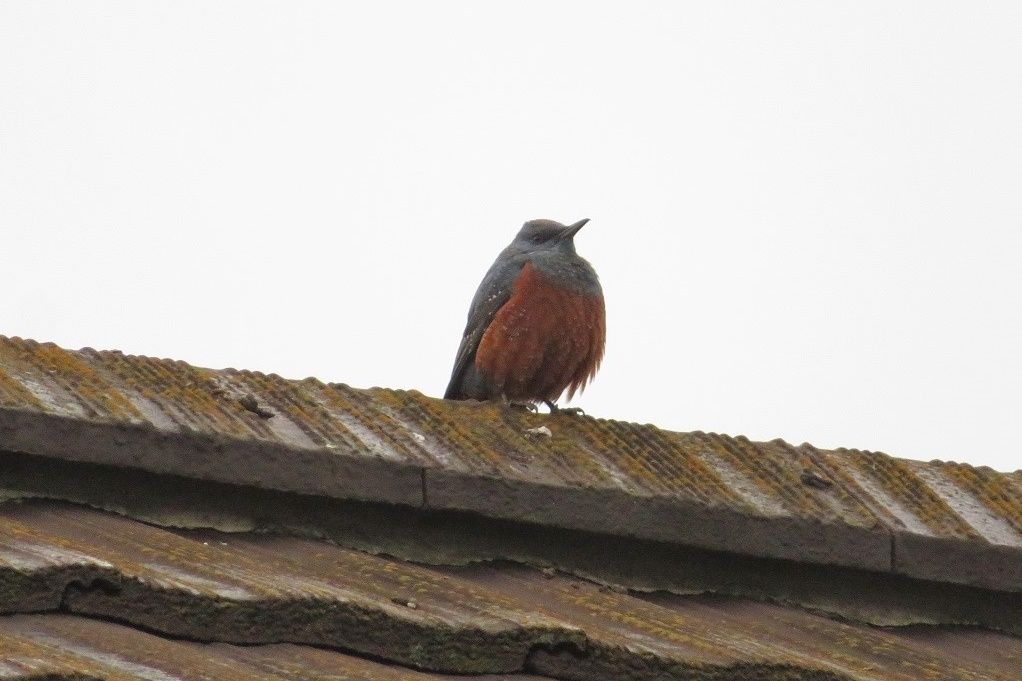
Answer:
0;335;1019;592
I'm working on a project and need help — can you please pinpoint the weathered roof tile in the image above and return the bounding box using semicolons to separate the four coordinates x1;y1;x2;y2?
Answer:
1;334;1020;679
0;614;541;681
1;335;1020;592
1;501;1020;681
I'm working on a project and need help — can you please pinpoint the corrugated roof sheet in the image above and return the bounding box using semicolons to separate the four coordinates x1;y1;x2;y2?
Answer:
1;500;1020;681
1;335;1019;592
0;615;541;681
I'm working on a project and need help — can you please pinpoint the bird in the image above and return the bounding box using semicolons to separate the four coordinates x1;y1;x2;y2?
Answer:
444;218;605;411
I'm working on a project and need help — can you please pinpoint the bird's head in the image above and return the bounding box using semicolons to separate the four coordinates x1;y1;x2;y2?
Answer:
511;218;589;256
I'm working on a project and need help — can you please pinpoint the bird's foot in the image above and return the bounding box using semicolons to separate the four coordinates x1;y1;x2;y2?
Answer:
544;400;585;416
502;397;538;412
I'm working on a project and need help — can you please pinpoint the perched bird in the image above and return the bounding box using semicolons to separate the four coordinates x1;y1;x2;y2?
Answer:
444;218;605;411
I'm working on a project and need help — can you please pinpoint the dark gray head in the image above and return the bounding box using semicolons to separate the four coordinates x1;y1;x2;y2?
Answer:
509;218;589;256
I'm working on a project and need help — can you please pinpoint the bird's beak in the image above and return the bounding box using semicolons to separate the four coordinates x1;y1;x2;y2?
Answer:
560;218;590;240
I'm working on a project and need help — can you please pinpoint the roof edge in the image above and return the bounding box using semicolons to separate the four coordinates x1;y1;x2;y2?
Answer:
1;457;1020;637
2;404;1021;593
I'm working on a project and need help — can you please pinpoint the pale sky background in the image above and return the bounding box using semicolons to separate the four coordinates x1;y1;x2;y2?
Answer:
1;2;1019;471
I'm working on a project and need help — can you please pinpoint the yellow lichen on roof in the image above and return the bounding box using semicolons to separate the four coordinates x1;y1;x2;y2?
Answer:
1;333;1019;581
592;424;741;503
839;448;978;539
35;343;146;420
87;350;268;439
0;364;43;410
373;388;508;471
236;371;334;446
0;337;142;421
316;383;428;462
940;461;1022;536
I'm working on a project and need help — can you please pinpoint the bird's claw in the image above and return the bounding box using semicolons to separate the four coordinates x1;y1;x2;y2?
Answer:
544;400;585;416
503;400;538;413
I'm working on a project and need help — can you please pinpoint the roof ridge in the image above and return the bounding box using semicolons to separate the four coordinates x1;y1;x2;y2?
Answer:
1;334;1020;595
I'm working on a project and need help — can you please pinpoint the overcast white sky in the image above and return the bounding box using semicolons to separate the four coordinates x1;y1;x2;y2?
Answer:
2;2;1019;471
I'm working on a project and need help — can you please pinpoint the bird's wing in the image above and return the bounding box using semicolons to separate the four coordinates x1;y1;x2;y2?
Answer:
444;251;524;399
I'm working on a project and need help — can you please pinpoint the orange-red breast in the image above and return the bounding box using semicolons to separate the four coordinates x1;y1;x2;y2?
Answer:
444;219;605;410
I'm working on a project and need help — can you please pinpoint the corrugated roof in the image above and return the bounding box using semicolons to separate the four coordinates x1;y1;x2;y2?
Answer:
0;615;539;681
1;500;1020;681
1;335;1019;593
